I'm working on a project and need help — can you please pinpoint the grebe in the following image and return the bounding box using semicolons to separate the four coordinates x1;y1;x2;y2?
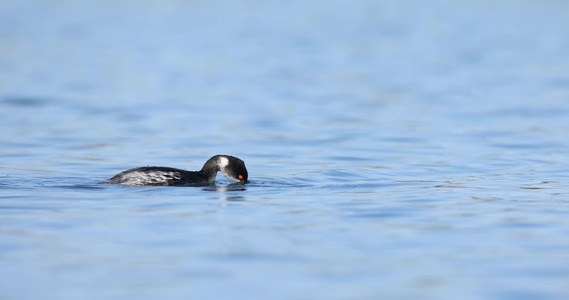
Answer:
99;155;248;186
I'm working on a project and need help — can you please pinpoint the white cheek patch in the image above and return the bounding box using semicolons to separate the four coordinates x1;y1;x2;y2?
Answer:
217;156;239;182
218;156;229;169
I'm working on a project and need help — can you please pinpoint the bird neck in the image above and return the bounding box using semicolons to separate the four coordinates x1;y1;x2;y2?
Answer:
200;155;225;183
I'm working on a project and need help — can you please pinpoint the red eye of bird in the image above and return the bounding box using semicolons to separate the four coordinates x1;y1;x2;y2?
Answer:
238;175;243;180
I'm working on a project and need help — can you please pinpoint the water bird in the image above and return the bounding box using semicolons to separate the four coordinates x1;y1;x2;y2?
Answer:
100;155;248;186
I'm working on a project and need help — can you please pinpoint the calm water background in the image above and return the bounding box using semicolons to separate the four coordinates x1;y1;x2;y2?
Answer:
2;1;569;299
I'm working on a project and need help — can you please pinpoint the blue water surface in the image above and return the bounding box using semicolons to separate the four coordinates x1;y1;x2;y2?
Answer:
2;1;569;299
